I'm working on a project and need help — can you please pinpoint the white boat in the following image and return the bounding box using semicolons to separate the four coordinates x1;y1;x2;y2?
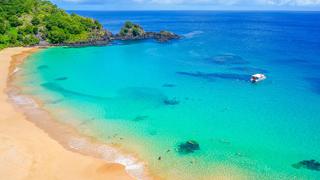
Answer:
251;74;266;83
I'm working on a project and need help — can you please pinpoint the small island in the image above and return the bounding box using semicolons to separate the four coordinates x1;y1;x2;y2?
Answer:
0;0;180;49
112;21;180;42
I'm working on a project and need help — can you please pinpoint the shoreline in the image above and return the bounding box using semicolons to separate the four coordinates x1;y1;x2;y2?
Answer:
0;47;136;180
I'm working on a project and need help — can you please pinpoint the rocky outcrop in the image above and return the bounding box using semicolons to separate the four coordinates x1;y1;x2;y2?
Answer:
145;31;180;42
111;31;180;42
58;40;109;47
111;21;180;42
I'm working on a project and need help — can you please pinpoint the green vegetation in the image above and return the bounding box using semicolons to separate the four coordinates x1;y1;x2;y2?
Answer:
159;30;174;36
120;21;145;37
0;0;104;49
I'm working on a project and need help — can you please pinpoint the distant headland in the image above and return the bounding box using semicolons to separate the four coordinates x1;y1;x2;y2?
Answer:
62;21;181;47
0;0;180;49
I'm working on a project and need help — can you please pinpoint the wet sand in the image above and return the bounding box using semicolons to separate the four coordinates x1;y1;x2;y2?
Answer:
0;47;133;180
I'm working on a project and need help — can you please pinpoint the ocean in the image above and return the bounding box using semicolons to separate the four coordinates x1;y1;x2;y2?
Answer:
13;11;320;179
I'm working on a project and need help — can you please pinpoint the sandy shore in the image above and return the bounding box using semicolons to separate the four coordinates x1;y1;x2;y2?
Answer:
0;47;133;180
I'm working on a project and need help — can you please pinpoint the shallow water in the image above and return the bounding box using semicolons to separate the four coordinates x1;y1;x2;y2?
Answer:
15;11;320;179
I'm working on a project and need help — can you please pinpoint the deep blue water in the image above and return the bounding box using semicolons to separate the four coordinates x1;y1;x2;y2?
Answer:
17;11;320;179
73;11;320;79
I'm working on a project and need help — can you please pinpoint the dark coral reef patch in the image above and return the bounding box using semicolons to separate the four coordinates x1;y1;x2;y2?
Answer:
132;115;149;122
177;71;249;82
55;77;68;81
178;140;200;154
163;97;180;105
292;160;320;171
162;83;176;88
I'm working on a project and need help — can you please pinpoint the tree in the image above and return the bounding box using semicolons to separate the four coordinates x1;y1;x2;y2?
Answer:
132;27;140;37
0;35;8;44
47;27;68;44
22;35;39;45
8;15;23;27
31;16;40;25
33;26;38;34
0;0;105;48
125;21;133;29
23;25;34;34
8;33;18;44
0;19;8;34
120;28;128;36
67;24;82;35
119;21;144;37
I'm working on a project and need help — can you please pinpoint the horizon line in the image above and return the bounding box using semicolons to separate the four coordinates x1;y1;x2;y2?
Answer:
67;9;320;12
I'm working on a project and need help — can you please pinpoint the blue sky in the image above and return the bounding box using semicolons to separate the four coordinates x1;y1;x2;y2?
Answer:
51;0;320;10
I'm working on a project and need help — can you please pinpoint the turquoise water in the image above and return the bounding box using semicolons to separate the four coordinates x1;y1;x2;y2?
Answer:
16;12;320;179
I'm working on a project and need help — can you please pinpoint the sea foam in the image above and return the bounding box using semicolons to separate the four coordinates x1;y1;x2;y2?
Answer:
69;137;148;179
183;31;203;38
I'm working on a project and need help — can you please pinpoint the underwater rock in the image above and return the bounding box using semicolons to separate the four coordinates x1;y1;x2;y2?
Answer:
55;77;68;81
163;97;180;105
37;65;49;70
292;160;320;171
162;84;176;88
177;71;249;82
133;115;149;122
117;87;166;105
178;140;200;154
41;82;106;100
205;54;249;65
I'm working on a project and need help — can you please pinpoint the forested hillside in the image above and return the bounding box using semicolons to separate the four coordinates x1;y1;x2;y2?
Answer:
0;0;105;49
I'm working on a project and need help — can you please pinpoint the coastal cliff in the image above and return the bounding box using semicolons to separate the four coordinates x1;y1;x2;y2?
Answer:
0;0;179;49
60;22;180;47
0;0;105;48
53;21;180;47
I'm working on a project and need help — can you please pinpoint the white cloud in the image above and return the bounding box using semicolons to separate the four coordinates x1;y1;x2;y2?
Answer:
261;0;320;6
